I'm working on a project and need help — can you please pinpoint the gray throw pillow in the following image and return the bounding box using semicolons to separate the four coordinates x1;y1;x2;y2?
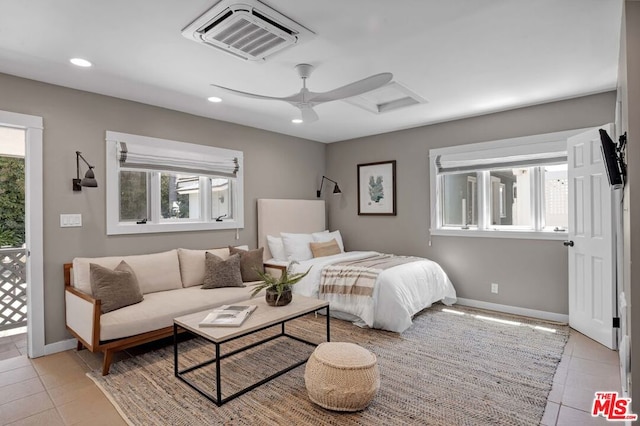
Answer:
90;261;144;314
229;246;265;282
202;252;245;289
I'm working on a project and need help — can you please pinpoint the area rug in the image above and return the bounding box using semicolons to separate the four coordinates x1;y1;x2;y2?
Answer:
87;305;569;425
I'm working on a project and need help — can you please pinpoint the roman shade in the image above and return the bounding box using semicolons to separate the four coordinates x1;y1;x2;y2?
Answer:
117;141;239;178
434;140;567;174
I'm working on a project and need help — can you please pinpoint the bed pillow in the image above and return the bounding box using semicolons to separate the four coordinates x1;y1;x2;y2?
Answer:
312;230;345;252
281;232;315;261
229;246;265;282
203;253;245;289
90;261;144;314
310;239;342;258
267;235;287;261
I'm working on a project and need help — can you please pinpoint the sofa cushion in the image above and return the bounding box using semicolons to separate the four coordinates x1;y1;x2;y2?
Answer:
73;250;182;296
99;285;261;341
178;247;230;288
229;246;265;282
203;253;245;289
90;261;144;314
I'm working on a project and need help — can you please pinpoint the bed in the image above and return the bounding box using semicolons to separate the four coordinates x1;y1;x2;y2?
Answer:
257;199;456;333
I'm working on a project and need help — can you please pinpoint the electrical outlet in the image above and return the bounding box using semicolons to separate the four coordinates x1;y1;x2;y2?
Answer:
491;283;499;294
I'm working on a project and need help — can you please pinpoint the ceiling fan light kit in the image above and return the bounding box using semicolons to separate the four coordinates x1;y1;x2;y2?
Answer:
212;63;393;123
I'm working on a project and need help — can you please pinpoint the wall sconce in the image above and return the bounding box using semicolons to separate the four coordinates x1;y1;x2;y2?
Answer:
73;151;98;191
317;176;342;198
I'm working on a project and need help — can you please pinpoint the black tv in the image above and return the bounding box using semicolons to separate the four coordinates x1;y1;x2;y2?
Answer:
599;129;623;189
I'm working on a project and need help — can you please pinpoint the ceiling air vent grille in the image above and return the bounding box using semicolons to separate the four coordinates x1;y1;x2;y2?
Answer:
182;0;313;61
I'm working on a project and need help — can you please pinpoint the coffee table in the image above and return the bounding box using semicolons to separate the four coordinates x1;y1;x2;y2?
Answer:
173;295;330;406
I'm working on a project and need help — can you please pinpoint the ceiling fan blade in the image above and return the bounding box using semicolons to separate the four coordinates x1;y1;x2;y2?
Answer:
211;84;303;102
300;106;319;123
310;72;393;103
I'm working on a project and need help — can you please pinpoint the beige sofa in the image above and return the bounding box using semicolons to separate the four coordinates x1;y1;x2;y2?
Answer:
63;246;271;375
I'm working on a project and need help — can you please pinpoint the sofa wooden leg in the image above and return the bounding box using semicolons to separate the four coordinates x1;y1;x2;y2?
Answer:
102;350;113;376
76;341;84;351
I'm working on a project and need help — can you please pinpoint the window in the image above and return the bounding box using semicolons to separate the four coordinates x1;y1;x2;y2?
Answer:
106;131;243;235
429;130;579;240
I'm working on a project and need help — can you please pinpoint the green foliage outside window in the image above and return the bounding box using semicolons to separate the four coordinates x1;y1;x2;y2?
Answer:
0;157;25;247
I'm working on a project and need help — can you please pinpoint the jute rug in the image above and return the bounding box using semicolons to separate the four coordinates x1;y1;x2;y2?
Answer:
87;305;569;425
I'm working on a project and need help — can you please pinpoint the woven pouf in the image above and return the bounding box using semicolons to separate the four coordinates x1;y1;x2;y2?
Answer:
304;342;380;412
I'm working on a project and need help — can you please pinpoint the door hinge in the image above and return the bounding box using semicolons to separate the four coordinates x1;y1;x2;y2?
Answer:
613;317;620;328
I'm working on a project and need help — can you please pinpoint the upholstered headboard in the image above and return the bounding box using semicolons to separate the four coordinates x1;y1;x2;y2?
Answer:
257;199;326;260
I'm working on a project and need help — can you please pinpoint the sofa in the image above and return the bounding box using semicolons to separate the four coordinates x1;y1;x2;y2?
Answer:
63;246;277;375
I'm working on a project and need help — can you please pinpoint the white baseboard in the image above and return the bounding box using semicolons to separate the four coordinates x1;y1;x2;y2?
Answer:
456;298;569;323
43;338;77;356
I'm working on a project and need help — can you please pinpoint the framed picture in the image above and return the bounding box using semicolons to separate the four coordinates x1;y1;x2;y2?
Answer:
358;160;396;215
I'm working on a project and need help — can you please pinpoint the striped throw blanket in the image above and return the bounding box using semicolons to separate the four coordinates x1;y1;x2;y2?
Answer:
320;253;422;297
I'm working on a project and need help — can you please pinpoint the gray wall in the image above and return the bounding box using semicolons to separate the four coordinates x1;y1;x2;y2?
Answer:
0;73;326;345
620;1;640;407
326;92;616;315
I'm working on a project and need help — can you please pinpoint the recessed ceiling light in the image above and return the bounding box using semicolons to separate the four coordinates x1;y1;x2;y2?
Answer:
291;118;303;124
207;96;222;103
70;58;92;67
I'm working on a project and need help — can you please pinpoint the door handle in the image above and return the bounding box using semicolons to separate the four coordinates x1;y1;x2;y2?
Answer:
563;240;574;247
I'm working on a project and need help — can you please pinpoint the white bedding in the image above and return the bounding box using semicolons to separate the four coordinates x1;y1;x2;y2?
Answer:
271;251;456;333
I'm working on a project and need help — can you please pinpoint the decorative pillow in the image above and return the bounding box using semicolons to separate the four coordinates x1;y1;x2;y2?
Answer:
281;232;315;261
229;246;265;282
310;239;342;258
267;235;287;261
312;230;345;252
90;261;144;314
202;253;245;289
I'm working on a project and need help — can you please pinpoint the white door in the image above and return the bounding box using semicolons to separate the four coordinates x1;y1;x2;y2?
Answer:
567;125;617;349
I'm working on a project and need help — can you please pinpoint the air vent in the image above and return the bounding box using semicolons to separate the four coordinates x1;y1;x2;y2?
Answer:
182;0;313;61
345;82;428;114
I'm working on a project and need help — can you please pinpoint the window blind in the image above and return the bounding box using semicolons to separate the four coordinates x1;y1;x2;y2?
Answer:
117;142;239;178
434;140;567;174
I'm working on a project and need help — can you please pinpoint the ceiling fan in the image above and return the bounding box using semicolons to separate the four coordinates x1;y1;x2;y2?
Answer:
211;64;393;123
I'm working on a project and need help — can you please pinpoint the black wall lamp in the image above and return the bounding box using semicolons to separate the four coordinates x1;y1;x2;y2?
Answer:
317;176;342;198
73;151;98;191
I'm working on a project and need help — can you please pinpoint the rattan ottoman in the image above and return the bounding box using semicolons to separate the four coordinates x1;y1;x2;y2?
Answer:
304;342;380;411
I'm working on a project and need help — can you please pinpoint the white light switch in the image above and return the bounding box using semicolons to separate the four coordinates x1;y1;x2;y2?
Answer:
60;214;82;227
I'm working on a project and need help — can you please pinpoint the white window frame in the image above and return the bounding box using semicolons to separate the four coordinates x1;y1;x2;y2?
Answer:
429;129;590;240
106;131;244;235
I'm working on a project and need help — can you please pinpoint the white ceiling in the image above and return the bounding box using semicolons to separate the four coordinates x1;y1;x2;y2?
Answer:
0;0;623;143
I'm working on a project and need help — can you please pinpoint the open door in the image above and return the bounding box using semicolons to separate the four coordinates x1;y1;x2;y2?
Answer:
567;125;617;349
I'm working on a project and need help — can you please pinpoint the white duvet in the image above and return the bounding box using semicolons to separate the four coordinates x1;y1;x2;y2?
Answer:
272;251;457;333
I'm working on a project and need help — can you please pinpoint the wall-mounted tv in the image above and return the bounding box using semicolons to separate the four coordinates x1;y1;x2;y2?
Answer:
599;129;623;189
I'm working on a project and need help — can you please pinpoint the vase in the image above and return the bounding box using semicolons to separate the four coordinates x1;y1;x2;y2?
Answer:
265;287;292;306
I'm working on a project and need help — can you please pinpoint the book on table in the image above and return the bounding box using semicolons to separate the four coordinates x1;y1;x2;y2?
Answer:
199;305;258;327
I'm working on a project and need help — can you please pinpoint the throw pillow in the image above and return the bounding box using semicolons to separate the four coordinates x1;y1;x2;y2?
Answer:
90;261;144;314
281;232;314;261
229;246;265;282
202;252;245;289
266;235;287;261
310;239;342;258
312;230;345;252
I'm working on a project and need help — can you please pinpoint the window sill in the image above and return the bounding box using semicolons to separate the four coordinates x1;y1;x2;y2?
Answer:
107;220;243;236
430;228;568;241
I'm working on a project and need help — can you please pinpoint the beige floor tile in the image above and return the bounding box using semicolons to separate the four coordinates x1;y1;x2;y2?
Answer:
0;356;30;374
68;410;128;426
562;383;602;412
0;341;16;353
548;382;564;404
5;408;65;426
565;368;621;392
31;352;83;376
0;349;22;362
56;386;121;425
0;377;45;405
541;401;560;426
0;365;38;387
72;351;102;372
38;362;90;390
572;341;619;365
0;391;54;424
553;366;569;384
46;375;95;406
569;357;620;377
557;405;610;425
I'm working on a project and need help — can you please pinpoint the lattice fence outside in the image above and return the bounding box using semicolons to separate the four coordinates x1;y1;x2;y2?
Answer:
0;247;27;332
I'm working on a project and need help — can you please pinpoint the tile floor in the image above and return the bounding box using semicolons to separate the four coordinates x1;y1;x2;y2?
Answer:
0;328;623;425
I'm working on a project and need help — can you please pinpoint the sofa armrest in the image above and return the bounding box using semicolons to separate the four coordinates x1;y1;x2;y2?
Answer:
64;263;101;350
264;263;285;279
